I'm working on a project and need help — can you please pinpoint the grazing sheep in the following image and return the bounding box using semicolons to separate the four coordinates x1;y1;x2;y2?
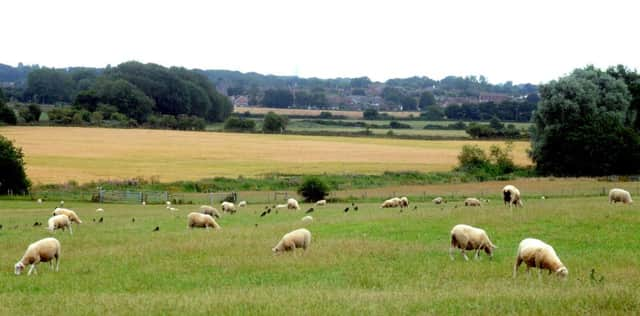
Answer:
14;237;61;276
187;212;221;230
238;201;247;208
52;208;83;224
449;224;496;261
301;215;313;222
514;238;568;279
166;201;171;206
48;215;73;234
275;204;288;209
200;205;221;218
221;201;237;214
609;188;633;204
287;198;301;210
315;200;327;206
433;197;445;204
167;207;179;212
400;196;409;207
37;198;43;204
464;198;482;207
96;208;104;212
503;185;523;208
380;197;401;208
272;228;311;253
142;201;146;206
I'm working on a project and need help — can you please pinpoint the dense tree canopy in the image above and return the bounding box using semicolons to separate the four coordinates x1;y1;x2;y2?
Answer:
262;89;293;108
530;65;640;176
0;135;30;194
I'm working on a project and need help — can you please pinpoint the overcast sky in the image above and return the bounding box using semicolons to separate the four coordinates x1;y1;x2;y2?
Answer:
2;0;638;84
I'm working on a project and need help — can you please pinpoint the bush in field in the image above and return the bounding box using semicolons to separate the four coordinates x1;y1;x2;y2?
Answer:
18;103;41;123
297;177;330;202
262;111;288;133
456;142;519;179
0;135;31;194
224;116;256;131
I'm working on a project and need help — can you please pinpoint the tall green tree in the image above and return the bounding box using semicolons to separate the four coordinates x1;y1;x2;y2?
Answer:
418;91;436;108
262;111;288;133
262;89;293;108
530;65;640;176
0;135;31;194
25;68;74;103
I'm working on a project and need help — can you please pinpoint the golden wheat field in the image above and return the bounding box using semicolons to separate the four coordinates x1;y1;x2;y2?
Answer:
234;106;421;119
0;126;531;185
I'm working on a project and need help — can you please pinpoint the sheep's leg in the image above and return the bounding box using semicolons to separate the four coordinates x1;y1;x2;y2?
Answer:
461;250;469;261
69;225;73;235
28;264;37;276
513;257;522;278
449;247;456;261
474;248;481;260
55;256;60;272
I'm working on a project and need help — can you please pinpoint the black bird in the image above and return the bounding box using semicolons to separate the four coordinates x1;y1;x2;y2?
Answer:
255;223;258;227
413;205;418;210
153;226;160;232
92;218;96;222
264;206;269;210
344;207;349;213
267;208;272;214
33;222;41;227
0;224;3;229
351;202;355;207
305;207;314;214
132;217;136;223
354;206;358;211
98;217;103;223
260;211;267;217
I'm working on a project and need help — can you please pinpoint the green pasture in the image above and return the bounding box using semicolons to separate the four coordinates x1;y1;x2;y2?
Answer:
0;195;638;314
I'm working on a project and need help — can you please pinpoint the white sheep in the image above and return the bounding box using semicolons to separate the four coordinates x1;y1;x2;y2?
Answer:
503;185;523;208
380;197;401;208
513;238;568;279
37;198;43;204
399;196;409;208
47;215;73;234
301;215;313;222
464;197;481;207
15;237;61;276
52;207;83;224
609;188;633;204
238;201;247;208
200;205;221;218
187;212;221;230
315;200;327;206
221;201;236;213
167;207;179;212
275;204;288;209
449;224;496;260
166;201;171;206
272;228;311;254
96;208;104;212
287;198;300;210
433;197;445;204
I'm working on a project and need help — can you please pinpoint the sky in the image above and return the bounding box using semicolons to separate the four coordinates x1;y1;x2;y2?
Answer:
2;0;639;84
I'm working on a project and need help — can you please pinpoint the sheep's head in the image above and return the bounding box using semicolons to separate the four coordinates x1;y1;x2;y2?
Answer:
503;190;511;202
556;267;569;279
484;244;497;257
14;262;24;275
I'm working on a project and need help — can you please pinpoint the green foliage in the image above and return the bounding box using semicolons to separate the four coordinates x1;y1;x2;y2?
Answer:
0;135;31;194
0;103;17;125
18;103;42;123
77;78;155;123
224;116;256;132
389;121;411;129
466;120;522;139
262;89;293;108
418;91;436;108
319;111;333;119
421;105;444;120
531;65;640;176
363;108;379;120
350;77;371;89
297;176;330;202
262;112;288;133
24;68;74;103
456;142;520;179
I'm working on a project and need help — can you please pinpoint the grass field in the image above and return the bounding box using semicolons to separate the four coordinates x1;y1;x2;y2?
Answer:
0;126;531;185
1;196;638;314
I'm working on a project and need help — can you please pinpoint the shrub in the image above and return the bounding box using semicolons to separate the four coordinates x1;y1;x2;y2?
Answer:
0;135;31;194
297;177;330;202
262;111;288;133
224;116;256;131
389;121;411;129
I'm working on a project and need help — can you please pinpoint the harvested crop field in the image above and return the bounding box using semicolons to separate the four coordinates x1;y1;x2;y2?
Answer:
0;127;531;184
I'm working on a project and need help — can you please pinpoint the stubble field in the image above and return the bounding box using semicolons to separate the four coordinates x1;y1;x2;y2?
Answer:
0;196;638;315
0;126;531;185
